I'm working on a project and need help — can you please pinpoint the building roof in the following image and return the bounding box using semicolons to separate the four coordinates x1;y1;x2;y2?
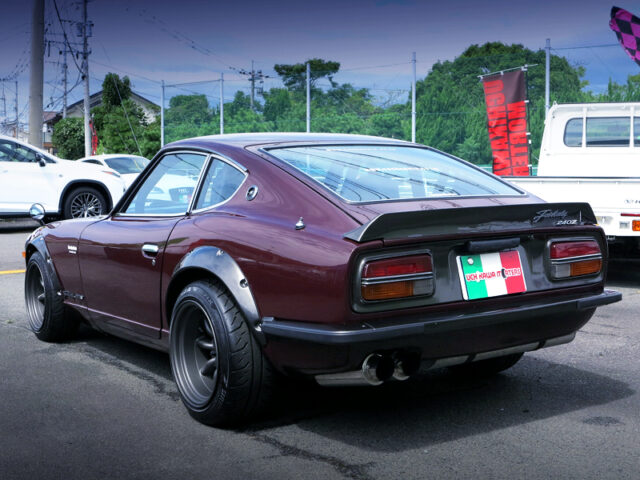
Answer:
66;90;159;111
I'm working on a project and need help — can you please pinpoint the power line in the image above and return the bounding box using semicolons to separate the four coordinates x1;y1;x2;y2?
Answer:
137;7;239;71
52;0;83;74
552;43;619;51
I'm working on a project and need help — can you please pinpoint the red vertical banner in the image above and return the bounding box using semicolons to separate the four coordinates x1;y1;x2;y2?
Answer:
90;120;98;155
481;70;529;176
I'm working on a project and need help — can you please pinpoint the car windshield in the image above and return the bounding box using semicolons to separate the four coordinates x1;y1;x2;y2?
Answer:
268;145;521;203
104;156;150;174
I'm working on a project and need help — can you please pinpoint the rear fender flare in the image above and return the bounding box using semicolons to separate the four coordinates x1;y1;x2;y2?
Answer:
169;246;264;343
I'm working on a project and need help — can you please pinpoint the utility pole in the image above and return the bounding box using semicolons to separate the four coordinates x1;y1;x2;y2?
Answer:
29;0;44;148
62;47;68;118
237;61;268;111
2;82;6;118
411;52;416;143
160;80;165;146
306;62;310;133
15;81;19;138
82;0;91;156
250;60;255;110
545;38;550;118
219;73;224;134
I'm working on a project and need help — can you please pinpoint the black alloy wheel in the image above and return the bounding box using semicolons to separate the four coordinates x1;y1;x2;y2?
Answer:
169;280;275;427
25;261;46;332
24;251;78;342
170;299;220;408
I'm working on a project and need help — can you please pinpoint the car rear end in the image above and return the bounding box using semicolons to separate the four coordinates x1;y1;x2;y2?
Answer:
256;142;621;385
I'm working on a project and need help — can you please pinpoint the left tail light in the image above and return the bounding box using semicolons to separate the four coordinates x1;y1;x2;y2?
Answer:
549;239;602;279
361;254;434;301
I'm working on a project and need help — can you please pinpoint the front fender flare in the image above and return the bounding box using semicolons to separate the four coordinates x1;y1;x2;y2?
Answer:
25;232;62;293
169;246;264;343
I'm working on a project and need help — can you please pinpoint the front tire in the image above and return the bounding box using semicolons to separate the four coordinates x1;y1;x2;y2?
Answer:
169;280;274;427
63;186;107;219
25;252;78;342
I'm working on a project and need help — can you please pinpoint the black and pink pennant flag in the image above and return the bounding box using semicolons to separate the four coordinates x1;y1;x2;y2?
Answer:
610;6;640;66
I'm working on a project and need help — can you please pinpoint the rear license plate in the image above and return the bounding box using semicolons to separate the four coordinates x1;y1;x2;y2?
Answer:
457;251;527;300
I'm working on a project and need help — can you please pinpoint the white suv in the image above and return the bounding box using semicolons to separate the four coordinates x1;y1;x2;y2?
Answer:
0;134;127;219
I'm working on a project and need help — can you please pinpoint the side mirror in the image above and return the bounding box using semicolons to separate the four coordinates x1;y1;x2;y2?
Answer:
37;155;46;167
29;203;46;225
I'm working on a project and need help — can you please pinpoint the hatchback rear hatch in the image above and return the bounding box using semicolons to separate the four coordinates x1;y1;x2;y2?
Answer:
262;142;605;310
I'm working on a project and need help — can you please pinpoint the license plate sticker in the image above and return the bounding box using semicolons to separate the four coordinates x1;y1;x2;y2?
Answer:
457;251;527;300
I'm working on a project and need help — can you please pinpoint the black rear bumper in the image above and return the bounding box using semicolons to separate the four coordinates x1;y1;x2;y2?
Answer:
260;289;621;375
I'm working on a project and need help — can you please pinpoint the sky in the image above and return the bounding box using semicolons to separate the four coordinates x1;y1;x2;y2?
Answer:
1;0;639;126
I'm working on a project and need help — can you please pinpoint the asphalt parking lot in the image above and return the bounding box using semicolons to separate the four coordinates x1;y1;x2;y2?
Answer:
0;219;638;480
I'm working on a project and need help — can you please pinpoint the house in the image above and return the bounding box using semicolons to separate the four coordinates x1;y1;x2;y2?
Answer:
43;111;61;153
65;90;159;123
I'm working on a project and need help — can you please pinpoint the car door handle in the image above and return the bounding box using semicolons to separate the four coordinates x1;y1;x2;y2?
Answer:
142;244;159;256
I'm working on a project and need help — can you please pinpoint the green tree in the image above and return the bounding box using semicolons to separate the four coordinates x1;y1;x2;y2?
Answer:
415;42;591;164
274;58;340;91
51;117;84;159
166;94;212;125
102;73;132;108
595;74;640;102
91;73;159;157
98;98;148;156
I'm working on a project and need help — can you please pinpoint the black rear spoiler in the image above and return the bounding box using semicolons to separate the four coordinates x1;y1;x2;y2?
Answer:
344;202;597;243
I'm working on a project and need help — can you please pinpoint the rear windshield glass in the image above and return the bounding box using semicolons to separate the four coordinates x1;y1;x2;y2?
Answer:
586;117;630;147
267;145;521;202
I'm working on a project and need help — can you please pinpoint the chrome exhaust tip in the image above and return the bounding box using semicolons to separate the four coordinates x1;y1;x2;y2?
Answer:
315;353;395;387
392;353;420;381
362;353;394;385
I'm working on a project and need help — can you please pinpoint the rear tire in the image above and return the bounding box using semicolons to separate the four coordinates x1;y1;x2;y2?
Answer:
449;352;524;377
169;279;275;427
24;251;78;342
63;186;108;219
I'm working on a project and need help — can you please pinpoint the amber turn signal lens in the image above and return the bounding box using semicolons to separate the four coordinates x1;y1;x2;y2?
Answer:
21;251;26;258
633;220;640;232
570;259;602;277
362;281;413;301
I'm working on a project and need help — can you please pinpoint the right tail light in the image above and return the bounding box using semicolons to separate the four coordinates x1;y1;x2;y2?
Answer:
549;240;602;279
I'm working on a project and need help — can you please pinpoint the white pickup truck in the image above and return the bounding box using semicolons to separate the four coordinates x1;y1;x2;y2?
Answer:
508;102;640;251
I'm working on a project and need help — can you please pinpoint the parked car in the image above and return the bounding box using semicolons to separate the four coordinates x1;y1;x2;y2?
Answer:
79;154;150;189
0;134;126;219
24;133;621;426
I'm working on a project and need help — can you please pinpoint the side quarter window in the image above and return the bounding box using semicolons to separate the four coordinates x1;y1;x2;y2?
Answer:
123;152;207;215
194;158;246;210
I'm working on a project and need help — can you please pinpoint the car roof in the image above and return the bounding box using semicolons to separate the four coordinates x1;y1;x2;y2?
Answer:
165;132;410;151
80;154;148;160
0;133;61;161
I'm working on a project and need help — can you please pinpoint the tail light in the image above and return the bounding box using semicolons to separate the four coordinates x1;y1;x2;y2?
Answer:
361;254;434;301
620;214;640;231
549;239;602;279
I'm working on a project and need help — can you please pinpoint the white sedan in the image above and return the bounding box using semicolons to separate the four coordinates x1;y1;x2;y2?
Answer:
79;154;150;189
0;134;127;219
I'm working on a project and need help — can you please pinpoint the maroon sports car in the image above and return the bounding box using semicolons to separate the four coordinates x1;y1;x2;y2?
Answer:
24;133;621;426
